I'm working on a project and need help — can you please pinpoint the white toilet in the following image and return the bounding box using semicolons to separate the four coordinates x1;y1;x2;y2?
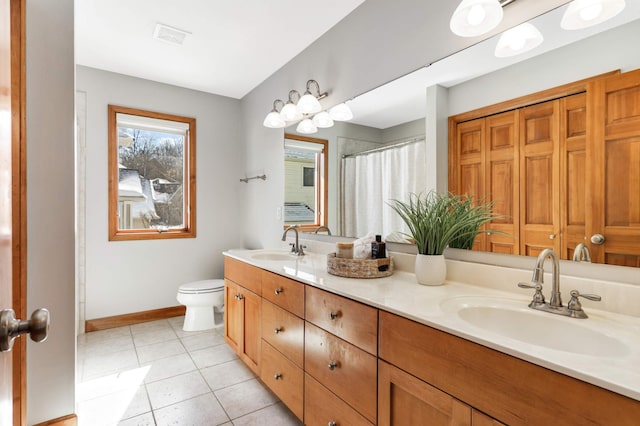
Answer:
176;279;225;331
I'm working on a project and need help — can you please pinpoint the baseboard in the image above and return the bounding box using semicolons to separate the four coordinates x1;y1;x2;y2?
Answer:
85;305;186;332
33;413;77;426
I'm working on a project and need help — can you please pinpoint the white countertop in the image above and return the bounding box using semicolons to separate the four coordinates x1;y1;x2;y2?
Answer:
223;248;640;401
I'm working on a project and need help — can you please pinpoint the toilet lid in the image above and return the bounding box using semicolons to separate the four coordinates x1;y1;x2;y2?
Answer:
179;279;224;294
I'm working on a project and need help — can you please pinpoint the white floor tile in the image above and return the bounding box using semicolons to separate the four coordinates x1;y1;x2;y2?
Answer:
189;344;238;369
143;353;197;384
200;359;255;391
77;384;150;426
231;402;302;425
154;393;229;426
136;338;185;364
118;411;155;426
146;370;210;410
132;328;178;347
214;379;278;420
83;348;140;381
180;331;224;352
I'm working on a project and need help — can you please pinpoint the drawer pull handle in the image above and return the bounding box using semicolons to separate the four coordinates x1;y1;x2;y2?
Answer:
274;327;282;334
328;361;338;370
274;373;282;380
329;311;339;320
274;288;283;295
328;423;337;426
234;294;244;301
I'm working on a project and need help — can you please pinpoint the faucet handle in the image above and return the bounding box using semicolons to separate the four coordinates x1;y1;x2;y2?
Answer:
298;245;306;256
518;282;546;305
567;290;601;318
289;243;296;253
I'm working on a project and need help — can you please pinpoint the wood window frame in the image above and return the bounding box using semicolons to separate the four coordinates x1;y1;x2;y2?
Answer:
108;105;196;241
284;133;328;232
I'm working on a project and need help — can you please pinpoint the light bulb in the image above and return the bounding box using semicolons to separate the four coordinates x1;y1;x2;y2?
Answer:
280;103;302;121
297;93;322;114
579;3;603;21
296;118;318;134
263;111;286;128
467;4;486;26
312;111;334;128
329;103;353;121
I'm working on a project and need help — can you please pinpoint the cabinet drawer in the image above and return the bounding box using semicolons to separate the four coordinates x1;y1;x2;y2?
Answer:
305;286;378;355
261;270;304;318
260;341;303;421
261;300;304;367
224;257;261;295
304;373;374;426
305;323;377;423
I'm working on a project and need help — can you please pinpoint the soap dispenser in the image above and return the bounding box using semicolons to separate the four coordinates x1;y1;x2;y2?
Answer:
371;235;386;259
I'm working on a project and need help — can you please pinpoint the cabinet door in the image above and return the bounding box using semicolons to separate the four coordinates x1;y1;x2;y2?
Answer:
305;373;373;426
378;360;471;426
588;69;640;266
519;100;561;256
241;288;261;375
224;279;242;354
472;410;505;426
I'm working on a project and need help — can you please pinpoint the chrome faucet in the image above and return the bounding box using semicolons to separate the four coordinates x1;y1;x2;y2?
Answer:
282;225;305;256
572;243;592;262
314;225;332;235
518;248;601;318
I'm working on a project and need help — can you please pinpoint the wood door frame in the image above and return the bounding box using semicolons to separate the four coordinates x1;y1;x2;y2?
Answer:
10;0;26;424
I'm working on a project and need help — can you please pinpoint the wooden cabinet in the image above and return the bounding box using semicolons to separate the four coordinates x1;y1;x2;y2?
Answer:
260;341;304;420
449;70;640;265
261;270;305;317
261;299;304;367
379;310;640;425
223;258;262;375
305;373;374;426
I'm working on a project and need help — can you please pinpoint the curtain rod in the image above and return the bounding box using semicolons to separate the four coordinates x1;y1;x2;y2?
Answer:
342;136;425;159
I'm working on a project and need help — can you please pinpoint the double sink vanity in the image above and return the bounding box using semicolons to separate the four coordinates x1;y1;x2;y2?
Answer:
222;245;640;425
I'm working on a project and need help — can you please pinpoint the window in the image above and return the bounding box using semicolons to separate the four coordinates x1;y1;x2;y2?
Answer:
108;105;196;240
284;134;327;230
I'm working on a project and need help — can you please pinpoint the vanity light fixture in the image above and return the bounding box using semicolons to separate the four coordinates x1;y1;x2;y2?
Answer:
297;80;327;114
561;0;626;30
312;111;334;128
263;99;286;128
450;0;505;37
328;103;354;121
296;118;318;134
280;90;303;122
494;22;544;57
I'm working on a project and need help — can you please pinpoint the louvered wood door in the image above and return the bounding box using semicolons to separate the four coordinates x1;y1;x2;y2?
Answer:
560;93;588;260
588;69;640;267
519;100;561;257
485;110;519;255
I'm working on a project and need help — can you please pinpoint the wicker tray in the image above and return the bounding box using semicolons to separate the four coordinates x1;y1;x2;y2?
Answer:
327;253;394;278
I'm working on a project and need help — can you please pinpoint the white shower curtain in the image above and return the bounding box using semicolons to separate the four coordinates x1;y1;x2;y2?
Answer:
341;138;427;238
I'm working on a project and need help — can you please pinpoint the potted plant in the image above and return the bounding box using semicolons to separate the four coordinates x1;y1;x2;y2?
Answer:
388;191;498;285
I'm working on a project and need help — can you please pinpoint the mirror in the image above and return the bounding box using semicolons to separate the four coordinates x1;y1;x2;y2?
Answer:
287;1;640;267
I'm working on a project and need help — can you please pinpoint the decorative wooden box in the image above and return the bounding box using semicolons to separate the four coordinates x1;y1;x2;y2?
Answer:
327;253;394;278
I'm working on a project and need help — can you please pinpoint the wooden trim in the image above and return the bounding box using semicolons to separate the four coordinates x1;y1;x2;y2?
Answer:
33;414;77;426
284;133;329;230
107;105;196;241
85;306;186;332
10;1;27;424
449;70;620;124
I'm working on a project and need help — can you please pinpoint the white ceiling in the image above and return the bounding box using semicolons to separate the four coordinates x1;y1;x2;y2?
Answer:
75;0;365;99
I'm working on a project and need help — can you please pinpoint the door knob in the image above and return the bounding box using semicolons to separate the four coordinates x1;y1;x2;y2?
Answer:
590;234;605;245
0;308;50;352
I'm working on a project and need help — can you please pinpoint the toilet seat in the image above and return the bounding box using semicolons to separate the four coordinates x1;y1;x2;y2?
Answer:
178;279;224;295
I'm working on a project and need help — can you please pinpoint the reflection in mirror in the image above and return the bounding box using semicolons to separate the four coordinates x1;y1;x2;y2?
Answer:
289;1;640;268
283;134;328;231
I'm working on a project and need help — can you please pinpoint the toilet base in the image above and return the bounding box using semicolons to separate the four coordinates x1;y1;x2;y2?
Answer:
183;306;223;331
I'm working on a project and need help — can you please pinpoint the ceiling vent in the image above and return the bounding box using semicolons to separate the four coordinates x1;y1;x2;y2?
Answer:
153;23;190;45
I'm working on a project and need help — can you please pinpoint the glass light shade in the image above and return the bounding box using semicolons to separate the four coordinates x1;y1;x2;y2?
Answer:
312;111;334;128
328;103;353;121
263;111;286;128
296;118;318;134
297;93;322;114
494;23;544;58
280;102;302;121
450;0;503;37
561;0;625;30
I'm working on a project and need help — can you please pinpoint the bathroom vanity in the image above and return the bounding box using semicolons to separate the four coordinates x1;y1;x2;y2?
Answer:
222;249;640;425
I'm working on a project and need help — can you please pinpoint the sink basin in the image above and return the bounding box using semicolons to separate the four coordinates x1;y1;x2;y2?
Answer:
250;251;295;261
441;297;629;357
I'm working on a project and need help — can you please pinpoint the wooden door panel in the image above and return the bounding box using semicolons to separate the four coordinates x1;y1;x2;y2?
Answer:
242;289;261;375
223;280;241;353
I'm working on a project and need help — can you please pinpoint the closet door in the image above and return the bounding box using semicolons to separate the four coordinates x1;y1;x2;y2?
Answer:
485;111;519;255
519;100;561;256
560;93;588;260
588;69;640;267
451;118;486;250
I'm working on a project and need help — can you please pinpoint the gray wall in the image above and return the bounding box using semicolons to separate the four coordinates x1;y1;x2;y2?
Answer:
26;0;76;423
76;66;243;320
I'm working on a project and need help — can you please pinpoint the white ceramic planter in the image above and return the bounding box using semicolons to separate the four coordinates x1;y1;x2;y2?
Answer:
415;254;446;286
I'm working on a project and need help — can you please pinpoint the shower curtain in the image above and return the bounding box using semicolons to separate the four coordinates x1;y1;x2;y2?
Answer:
341;138;427;239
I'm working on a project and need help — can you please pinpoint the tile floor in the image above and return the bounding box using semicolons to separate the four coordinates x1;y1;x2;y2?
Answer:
77;316;302;426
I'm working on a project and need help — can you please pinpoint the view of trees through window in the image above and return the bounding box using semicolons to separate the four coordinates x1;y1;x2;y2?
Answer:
108;105;196;241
